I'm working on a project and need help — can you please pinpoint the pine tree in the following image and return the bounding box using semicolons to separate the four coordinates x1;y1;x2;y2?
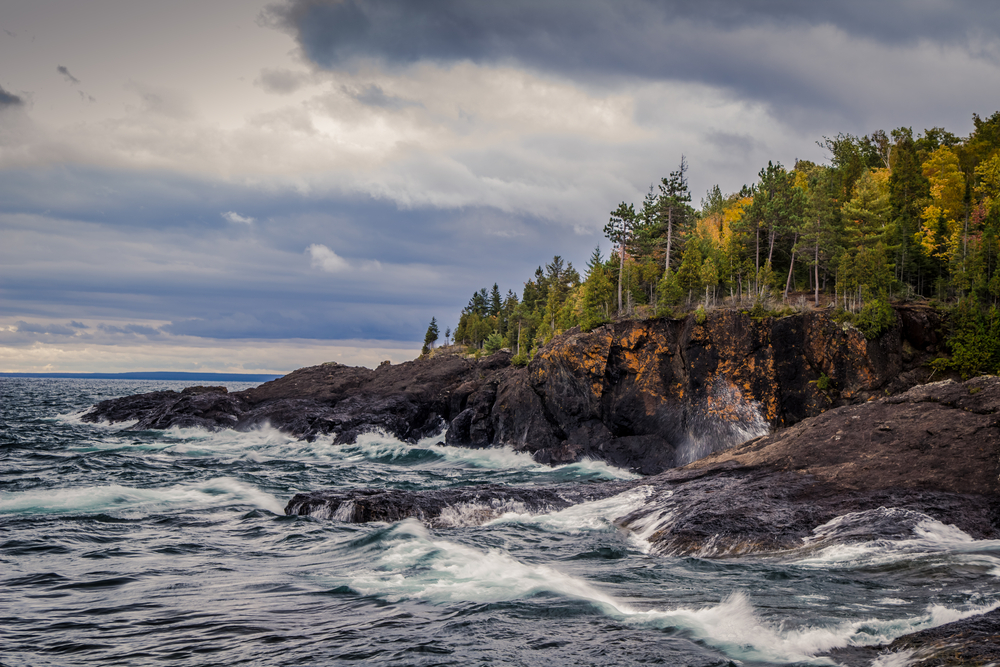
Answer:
657;156;693;273
489;283;502;317
421;317;439;356
605;202;637;315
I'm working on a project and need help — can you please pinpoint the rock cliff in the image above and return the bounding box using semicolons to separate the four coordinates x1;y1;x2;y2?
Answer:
453;305;941;473
82;306;943;474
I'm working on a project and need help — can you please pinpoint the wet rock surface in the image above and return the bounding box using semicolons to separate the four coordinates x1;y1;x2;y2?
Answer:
82;307;942;473
830;607;1000;666
285;482;632;527
82;354;507;444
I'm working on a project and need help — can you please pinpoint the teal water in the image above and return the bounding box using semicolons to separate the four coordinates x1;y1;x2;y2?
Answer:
2;378;999;666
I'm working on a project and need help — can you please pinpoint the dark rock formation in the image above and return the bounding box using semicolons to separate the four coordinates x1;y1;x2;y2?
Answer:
830;606;1000;666
82;354;511;444
615;376;1000;555
289;377;1000;554
82;307;941;472
285;482;631;527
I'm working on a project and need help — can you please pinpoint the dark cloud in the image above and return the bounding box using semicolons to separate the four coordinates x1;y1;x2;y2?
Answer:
57;65;80;84
264;0;1000;125
0;84;24;107
265;1;999;72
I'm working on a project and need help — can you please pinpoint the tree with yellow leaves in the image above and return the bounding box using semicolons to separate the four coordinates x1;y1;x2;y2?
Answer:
916;146;965;262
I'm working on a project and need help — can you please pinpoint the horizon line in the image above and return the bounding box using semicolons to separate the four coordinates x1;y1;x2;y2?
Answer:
0;371;284;381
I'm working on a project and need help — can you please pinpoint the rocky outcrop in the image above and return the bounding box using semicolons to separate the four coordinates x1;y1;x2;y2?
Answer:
285;482;631;526
616;376;1000;555
461;306;941;473
831;606;1000;666
82;307;942;473
287;377;1000;554
82;353;511;443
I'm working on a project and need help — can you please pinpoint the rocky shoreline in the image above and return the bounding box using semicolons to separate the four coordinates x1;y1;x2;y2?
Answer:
81;307;1000;664
83;306;943;474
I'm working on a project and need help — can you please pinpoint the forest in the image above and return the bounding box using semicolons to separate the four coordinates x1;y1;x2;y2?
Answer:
440;111;1000;377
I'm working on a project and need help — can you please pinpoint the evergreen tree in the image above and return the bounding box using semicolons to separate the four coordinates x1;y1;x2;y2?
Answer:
421;317;439;356
581;246;613;330
489;283;502;317
657;155;693;273
604;202;637;315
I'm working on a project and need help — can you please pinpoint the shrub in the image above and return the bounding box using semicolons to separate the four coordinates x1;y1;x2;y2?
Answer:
483;331;504;354
855;298;895;339
815;373;833;391
511;352;529;367
749;301;769;319
694;305;707;325
932;300;1000;379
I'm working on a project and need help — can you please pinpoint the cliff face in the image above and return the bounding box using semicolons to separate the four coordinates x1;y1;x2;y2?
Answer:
451;306;941;473
83;306;942;474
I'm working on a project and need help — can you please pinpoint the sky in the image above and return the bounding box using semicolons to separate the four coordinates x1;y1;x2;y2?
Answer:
2;0;999;373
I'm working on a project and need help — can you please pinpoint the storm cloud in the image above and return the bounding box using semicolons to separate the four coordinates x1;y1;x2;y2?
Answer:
1;0;998;372
266;0;1000;127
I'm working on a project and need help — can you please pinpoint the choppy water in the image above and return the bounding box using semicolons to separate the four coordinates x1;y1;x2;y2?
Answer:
2;378;999;666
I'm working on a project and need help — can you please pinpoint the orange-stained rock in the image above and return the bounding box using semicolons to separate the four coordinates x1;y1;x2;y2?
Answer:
472;308;940;473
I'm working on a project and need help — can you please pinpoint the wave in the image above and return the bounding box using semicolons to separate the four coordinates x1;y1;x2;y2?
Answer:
478;485;654;533
58;421;636;479
341;519;998;664
0;477;284;516
794;508;1000;569
343;431;638;480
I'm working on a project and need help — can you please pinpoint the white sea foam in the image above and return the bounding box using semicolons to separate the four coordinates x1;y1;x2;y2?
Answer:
345;519;1000;664
56;409;140;431
869;650;916;667
51;414;638;479
796;510;1000;569
0;477;284;515
480;486;654;533
346;430;638;479
349;519;631;606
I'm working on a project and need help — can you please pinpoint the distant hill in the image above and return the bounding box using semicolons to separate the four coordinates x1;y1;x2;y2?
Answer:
0;371;283;382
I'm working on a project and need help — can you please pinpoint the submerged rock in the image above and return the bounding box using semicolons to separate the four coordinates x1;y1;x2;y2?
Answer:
284;483;631;527
830;607;1000;666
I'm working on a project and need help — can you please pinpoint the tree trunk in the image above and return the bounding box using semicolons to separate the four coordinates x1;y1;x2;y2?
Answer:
754;221;760;291
617;242;624;315
784;233;797;301
814;239;820;306
664;208;673;273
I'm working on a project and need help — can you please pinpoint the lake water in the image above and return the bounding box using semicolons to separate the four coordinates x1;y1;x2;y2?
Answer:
2;378;999;666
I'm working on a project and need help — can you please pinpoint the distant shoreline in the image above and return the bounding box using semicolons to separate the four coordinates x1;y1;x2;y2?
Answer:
0;371;283;382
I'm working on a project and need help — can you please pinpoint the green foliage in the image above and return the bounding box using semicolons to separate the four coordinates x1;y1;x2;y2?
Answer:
421;317;439;356
656;269;684;316
855;298;896;339
932;300;1000;379
443;110;1000;355
815;373;833;391
694;305;707;325
748;301;769;319
511;352;529;367
483;331;504;354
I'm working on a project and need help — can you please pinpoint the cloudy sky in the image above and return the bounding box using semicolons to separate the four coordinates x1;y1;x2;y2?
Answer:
2;0;999;373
